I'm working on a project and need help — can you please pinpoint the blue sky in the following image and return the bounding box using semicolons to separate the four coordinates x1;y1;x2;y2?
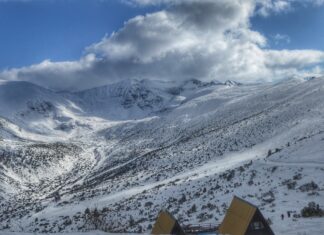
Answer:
0;0;323;69
0;0;159;69
252;3;324;51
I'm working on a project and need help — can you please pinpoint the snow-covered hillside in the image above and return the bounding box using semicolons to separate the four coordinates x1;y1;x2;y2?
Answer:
0;77;323;234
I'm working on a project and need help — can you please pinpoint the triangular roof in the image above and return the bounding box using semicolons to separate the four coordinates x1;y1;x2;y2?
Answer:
151;210;185;235
219;196;271;235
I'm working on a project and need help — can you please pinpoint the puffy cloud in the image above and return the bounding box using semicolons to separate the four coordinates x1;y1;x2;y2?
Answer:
126;0;324;16
0;0;323;91
0;54;101;91
88;0;254;60
265;50;324;68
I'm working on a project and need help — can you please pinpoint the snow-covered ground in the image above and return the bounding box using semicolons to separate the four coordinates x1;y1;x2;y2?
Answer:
0;77;324;234
0;232;125;235
0;233;104;235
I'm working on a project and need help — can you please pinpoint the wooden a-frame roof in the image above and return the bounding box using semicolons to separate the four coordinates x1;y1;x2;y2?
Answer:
151;209;185;235
218;196;275;235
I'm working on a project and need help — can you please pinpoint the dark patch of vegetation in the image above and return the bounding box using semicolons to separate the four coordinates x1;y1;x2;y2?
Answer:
301;202;324;218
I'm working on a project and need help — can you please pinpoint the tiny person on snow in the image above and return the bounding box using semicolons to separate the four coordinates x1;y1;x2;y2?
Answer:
287;211;291;218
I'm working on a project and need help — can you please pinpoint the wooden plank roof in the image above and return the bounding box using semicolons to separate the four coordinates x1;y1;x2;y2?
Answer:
151;210;185;235
218;196;257;235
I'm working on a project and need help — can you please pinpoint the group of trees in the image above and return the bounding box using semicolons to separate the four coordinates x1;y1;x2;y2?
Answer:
84;208;104;230
301;202;323;218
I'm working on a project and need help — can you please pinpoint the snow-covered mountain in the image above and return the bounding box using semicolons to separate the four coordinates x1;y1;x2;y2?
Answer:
0;77;324;234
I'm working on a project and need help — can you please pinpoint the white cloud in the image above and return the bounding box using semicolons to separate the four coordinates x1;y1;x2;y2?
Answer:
265;50;324;68
0;0;323;91
0;54;100;91
255;0;324;16
255;0;292;16
273;33;291;45
124;0;324;15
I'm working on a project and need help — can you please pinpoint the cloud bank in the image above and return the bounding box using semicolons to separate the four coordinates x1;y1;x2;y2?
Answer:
1;0;324;91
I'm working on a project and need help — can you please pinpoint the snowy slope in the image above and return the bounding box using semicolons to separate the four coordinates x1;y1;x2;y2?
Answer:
69;79;222;120
0;80;85;139
0;77;324;234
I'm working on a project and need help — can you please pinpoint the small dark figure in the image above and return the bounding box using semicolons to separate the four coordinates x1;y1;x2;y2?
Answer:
281;214;284;220
53;191;61;202
287;211;291;218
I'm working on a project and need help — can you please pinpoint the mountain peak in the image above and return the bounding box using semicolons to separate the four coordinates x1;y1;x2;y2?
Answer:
224;80;242;86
